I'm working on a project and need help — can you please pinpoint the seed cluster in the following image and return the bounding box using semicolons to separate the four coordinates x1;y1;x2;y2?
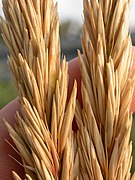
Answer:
0;0;135;179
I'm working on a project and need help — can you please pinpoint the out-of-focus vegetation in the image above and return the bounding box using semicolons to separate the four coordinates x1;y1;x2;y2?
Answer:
0;81;17;109
60;20;82;60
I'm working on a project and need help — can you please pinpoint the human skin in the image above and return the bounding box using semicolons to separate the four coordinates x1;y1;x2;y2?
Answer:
0;48;135;179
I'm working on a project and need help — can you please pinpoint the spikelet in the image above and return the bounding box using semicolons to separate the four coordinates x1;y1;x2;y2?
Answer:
76;0;135;179
0;0;77;179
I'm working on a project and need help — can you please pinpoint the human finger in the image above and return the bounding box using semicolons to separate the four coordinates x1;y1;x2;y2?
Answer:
0;98;24;179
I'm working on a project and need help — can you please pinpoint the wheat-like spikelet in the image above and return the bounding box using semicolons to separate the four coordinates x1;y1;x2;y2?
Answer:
0;0;78;179
75;0;135;179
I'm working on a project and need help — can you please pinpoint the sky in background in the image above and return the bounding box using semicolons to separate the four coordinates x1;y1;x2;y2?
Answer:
0;0;135;30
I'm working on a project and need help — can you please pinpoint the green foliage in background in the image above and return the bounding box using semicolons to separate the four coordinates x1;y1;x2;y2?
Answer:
0;81;17;109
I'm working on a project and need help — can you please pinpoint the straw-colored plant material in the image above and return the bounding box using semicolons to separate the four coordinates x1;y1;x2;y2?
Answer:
0;0;78;179
76;0;135;179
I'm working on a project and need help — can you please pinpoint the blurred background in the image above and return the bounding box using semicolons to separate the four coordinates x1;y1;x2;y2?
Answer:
0;0;135;172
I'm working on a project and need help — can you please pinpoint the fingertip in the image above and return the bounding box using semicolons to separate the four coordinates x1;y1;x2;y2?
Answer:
0;98;24;179
131;87;135;113
131;46;135;113
0;98;20;118
68;57;82;103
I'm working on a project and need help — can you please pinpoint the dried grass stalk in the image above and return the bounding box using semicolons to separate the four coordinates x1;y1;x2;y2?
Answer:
0;0;78;179
76;0;135;179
